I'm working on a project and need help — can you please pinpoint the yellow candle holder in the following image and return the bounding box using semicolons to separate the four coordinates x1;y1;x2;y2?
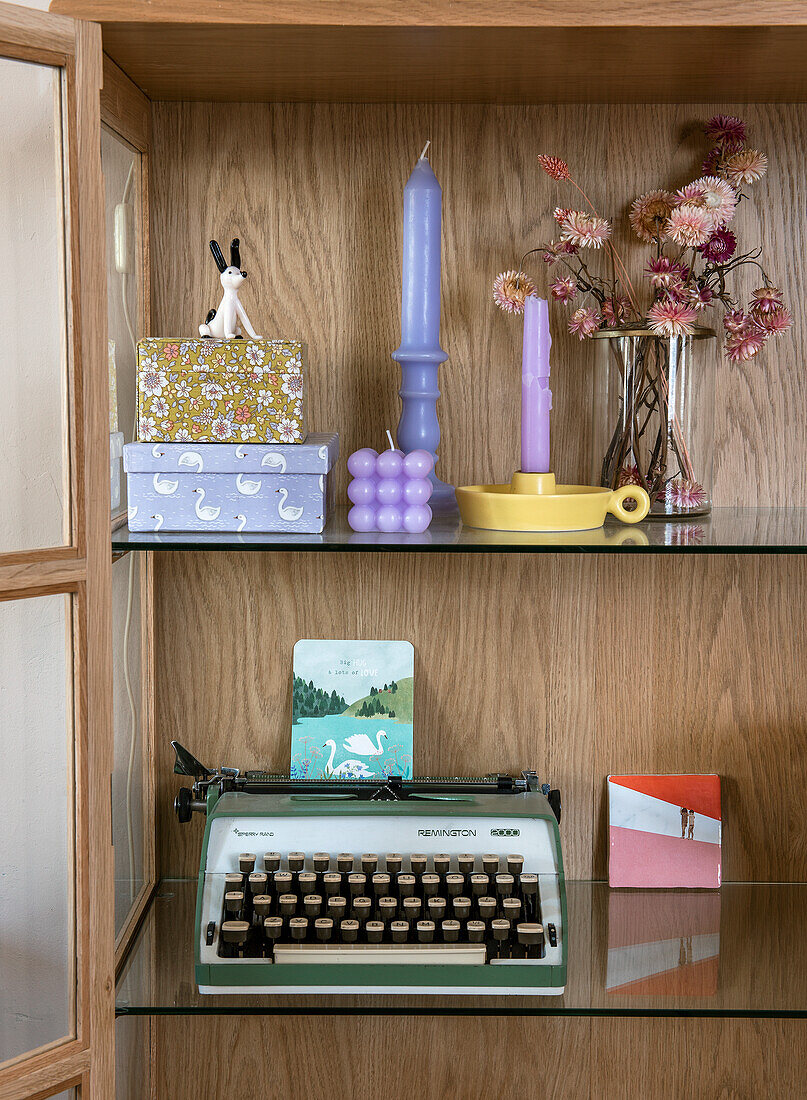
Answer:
455;471;650;532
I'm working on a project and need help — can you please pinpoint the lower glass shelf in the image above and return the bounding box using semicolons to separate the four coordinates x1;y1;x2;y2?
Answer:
115;880;807;1018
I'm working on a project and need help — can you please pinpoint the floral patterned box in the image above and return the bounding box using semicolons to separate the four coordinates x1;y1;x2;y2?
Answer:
136;337;306;444
123;432;338;533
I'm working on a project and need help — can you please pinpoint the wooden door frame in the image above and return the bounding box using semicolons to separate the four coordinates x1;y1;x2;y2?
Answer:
0;7;113;1099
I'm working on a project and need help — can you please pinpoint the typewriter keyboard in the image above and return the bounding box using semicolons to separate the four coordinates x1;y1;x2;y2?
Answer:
210;851;557;964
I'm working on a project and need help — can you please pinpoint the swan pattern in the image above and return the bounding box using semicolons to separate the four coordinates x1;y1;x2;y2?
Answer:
124;434;337;532
342;730;388;757
323;740;374;778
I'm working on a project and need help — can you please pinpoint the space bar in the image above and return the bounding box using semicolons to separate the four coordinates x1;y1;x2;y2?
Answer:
273;943;486;965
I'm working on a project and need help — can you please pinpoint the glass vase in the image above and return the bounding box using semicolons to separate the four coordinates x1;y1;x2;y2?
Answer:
592;327;717;518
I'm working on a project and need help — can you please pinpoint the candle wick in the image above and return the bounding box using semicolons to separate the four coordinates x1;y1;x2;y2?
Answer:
386;429;395;451
419;140;431;160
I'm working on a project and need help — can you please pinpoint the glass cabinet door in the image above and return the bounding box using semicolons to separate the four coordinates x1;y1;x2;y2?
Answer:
0;8;114;1100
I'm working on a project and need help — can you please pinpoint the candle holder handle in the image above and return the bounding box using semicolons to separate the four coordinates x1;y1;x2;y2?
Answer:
393;353;454;506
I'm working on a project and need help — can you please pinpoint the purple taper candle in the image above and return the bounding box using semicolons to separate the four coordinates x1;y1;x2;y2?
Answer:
521;295;552;473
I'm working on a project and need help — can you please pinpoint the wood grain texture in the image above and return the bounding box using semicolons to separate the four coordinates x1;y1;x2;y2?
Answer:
101;52;150;154
46;24;807;103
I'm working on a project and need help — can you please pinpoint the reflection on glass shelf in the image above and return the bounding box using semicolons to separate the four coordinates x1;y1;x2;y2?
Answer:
116;880;807;1017
111;507;807;554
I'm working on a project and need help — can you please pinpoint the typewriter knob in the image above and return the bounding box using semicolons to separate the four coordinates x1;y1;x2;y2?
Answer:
175;786;193;824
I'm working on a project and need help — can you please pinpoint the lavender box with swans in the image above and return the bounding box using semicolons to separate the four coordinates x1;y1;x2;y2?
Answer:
291;639;414;779
122;432;338;533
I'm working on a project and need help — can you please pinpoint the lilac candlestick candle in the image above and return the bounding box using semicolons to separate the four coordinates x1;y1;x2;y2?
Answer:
391;142;453;504
521;295;553;474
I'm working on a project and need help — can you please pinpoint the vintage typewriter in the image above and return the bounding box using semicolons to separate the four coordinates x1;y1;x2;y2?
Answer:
173;741;567;995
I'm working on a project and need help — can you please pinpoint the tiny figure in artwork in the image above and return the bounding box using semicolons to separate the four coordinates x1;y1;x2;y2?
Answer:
687;809;695;840
681;806;688;839
199;237;262;340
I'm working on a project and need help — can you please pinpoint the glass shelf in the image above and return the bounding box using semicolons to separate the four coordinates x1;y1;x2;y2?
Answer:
111;507;807;554
116;880;807;1018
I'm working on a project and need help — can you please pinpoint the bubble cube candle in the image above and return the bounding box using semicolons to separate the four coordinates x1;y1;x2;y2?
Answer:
347;445;434;533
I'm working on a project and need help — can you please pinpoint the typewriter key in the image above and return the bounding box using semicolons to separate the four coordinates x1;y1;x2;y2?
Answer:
353;897;372;923
385;853;403;875
224;890;244;913
466;919;486;944
470;873;489;897
391;919;409;944
323;872;342;896
315;917;334;942
361;853;379;875
313;852;330;872
453;896;471;921
427;897;446;922
410;854;427;876
253;894;273;918
372;872;390;897
279;893;297;917
263;851;281;872
298;872;316;897
417;919;435;944
239;853;256;874
503;897;522;923
348;872;366;898
482;854;500;876
264;916;283;941
327;896;347;920
433;853;451;876
507;854;525;878
520;874;539;921
288;851;305;872
249;872;268;895
517;922;544;959
421;873;439;897
290;916;308;941
403;896;422;921
365;920;384;944
397;873;415;898
441;919;460;943
337;853;353;873
491;918;511;957
458;854;475;875
341;918;359;943
446;873;464;897
379;896;397;922
274;871;293;893
304;894;322;917
221;919;250;951
478;896;496;921
225;872;243;890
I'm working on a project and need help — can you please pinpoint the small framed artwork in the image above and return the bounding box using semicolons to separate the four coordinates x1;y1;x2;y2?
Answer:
290;640;414;780
608;774;722;889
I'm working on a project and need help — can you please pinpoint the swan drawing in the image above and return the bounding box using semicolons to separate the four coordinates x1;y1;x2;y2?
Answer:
323;740;373;778
234;514;248;532
261;452;287;472
178;450;204;472
127;505;138;523
151;514;164;531
236;473;262;496
153;473;179;495
151;444;164;458
193;488;221;521
235;444;249;459
318;444;328;461
318;474;325;493
342;730;388;757
276;487;304;521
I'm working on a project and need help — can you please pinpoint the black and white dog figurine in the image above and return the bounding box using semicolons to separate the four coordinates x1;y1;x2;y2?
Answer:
199;238;262;340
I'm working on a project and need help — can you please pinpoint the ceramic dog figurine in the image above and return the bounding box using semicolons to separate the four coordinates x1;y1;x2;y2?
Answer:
199;238;262;340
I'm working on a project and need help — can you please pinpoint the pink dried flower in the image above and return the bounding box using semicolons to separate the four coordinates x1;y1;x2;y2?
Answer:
647;298;698;337
702;147;722;175
553;206;573;224
537;154;570;181
688;285;714;311
602;295;632;326
723;149;768;185
568;306;602;340
629;190;676;243
755;306;793;335
550;275;577;302
618;464;645;488
750;286;784;313
678;176;736;226
699;227;737;263
705;114;746;150
724;309;749;335
726;327;768;361
555;239;579;255
665;203;714;247
645;257;687;289
542;247;559;265
560;211;611;249
493;270;537;314
660;479;708;510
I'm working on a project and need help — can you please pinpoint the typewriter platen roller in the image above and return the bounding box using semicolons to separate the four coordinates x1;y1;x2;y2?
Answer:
173;742;567;995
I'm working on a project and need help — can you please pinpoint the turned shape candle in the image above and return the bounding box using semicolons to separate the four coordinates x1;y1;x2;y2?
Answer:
521;295;552;474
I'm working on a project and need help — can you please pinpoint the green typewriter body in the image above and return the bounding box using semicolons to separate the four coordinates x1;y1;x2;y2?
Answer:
173;743;567;996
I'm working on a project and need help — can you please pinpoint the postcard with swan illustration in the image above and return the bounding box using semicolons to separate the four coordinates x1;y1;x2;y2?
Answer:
291;640;414;780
